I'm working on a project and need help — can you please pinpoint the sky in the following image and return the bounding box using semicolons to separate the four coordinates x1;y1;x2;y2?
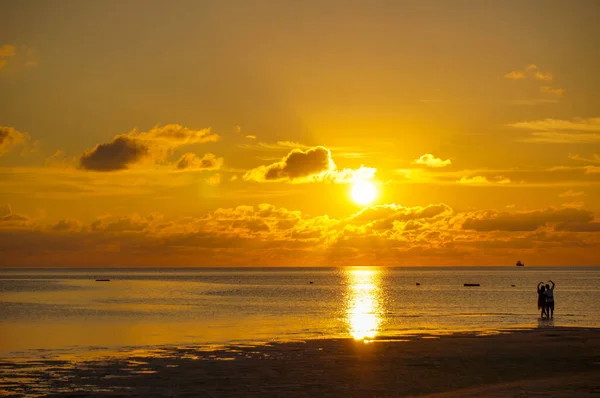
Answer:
1;0;600;266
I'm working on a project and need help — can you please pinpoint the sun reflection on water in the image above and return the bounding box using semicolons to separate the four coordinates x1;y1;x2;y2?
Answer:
345;267;384;340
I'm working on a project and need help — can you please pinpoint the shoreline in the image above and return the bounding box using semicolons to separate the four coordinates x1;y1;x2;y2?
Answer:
0;323;567;361
2;327;600;397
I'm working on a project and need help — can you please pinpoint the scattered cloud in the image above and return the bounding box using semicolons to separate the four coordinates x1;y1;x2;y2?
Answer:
245;135;257;140
505;65;563;105
507;99;559;106
504;71;526;80
457;176;511;185
244;146;335;182
540;86;564;97
206;173;221;186
510;118;600;132
412;153;451;168
239;141;313;151
559;190;585;198
174;153;223;171
80;135;149;171
243;146;376;184
526;64;553;81
0;126;30;156
79;124;219;171
511;118;600;143
505;64;553;81
0;45;16;57
569;153;600;163
521;132;600;144
458;176;490;184
0;44;16;69
0;45;38;69
45;150;71;168
562;201;584;208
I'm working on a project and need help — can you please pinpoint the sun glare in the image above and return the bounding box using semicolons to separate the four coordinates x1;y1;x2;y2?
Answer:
351;180;377;205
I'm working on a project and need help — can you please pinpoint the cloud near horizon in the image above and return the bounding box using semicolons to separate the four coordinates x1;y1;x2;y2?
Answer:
79;124;220;171
2;203;600;266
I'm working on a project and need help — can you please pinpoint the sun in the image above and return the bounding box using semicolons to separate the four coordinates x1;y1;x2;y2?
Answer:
351;180;377;205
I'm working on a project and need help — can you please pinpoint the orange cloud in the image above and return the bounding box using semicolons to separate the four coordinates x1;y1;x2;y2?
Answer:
540;86;564;97
0;44;16;69
559;190;585;198
0;44;16;57
206;173;221;185
79;124;220;171
457;176;490;184
504;71;526;80
526;64;553;81
244;146;376;184
505;64;553;81
244;146;336;182
0;126;29;156
510;118;600;144
1;203;600;266
412;153;451;168
461;208;593;231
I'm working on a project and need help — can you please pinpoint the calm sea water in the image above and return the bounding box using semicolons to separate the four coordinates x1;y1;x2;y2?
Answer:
1;267;599;357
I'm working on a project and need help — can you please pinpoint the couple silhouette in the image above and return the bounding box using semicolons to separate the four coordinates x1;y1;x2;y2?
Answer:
537;280;555;319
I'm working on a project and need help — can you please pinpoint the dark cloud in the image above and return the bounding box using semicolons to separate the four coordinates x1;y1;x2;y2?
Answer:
555;222;600;232
79;125;220;172
80;135;149;171
244;146;335;182
175;153;223;171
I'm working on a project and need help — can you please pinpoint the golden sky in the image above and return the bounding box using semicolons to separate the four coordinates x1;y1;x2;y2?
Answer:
1;1;600;266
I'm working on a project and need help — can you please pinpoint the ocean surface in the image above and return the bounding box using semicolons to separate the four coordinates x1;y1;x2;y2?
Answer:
1;267;599;358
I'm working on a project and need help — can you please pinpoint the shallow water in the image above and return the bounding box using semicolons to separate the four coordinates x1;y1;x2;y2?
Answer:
1;267;599;357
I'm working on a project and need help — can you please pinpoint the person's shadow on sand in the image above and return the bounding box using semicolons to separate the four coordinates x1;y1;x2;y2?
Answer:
537;318;555;328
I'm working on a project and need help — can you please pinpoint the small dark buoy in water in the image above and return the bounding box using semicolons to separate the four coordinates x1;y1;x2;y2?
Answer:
95;279;110;282
511;284;516;287
464;283;480;287
309;281;313;284
416;283;421;286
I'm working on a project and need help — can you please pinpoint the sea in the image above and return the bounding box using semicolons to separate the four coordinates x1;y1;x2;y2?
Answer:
1;267;599;359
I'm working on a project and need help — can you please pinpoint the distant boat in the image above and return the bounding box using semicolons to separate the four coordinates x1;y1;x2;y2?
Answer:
516;260;524;267
95;279;110;282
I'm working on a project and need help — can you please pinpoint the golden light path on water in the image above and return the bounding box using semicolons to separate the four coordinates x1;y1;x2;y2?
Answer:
345;267;385;340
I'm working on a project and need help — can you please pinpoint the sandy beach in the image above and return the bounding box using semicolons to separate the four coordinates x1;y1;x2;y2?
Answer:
1;327;599;397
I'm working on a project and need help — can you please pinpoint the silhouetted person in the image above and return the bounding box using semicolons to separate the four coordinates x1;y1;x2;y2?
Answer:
537;282;547;319
545;280;555;319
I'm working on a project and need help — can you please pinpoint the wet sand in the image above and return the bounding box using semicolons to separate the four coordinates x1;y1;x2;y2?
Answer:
2;327;600;397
